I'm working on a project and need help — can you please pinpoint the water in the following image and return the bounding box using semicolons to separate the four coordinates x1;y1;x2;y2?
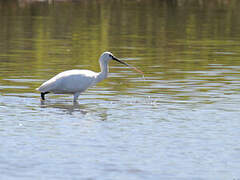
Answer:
0;0;240;179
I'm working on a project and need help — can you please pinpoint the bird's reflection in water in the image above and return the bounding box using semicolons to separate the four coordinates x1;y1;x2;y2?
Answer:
40;100;88;115
39;99;108;121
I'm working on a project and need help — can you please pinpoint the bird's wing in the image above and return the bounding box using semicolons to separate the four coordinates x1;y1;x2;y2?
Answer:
36;70;97;93
36;75;59;92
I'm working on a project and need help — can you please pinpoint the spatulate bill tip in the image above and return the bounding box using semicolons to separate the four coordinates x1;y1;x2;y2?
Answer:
133;67;144;75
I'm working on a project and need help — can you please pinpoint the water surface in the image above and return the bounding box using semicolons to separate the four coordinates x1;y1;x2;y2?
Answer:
0;0;240;179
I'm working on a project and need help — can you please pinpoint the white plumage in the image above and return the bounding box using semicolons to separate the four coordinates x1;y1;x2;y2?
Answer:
37;70;97;93
36;52;143;102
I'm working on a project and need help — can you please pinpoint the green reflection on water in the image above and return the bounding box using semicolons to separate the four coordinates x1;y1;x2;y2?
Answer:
0;0;240;103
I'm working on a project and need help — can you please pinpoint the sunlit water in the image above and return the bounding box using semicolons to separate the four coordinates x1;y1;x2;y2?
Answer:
0;0;240;179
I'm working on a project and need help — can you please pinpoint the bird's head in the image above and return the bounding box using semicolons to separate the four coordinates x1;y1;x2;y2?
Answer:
100;52;129;66
99;51;144;74
100;52;116;63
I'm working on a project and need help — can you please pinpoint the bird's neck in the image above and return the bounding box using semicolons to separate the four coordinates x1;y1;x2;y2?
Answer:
96;60;109;83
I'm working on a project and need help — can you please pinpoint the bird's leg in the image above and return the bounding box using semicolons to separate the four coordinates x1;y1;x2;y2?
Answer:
41;92;49;100
41;93;45;100
73;92;80;102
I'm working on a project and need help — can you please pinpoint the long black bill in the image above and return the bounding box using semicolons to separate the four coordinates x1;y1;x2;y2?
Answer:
112;56;144;75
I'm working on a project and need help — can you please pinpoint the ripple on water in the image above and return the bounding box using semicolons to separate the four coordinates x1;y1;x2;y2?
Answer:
0;85;28;89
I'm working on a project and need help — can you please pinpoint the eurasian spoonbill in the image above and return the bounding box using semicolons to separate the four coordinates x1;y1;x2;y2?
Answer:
36;52;143;102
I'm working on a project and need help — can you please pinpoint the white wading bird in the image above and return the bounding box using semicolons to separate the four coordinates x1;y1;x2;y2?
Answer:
36;52;143;102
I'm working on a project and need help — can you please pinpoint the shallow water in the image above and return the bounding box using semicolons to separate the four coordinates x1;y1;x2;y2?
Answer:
0;0;240;179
